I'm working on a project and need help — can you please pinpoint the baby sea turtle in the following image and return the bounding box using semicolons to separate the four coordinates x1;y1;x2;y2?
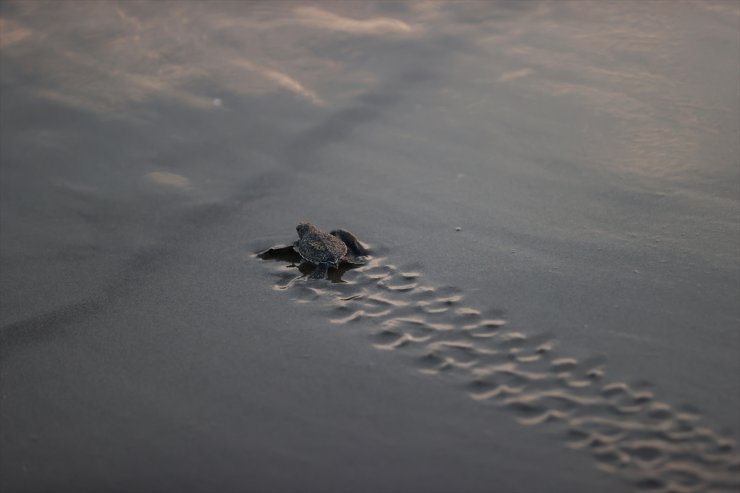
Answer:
295;222;368;279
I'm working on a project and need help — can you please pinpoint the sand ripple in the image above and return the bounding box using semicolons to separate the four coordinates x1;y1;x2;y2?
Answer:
260;254;740;493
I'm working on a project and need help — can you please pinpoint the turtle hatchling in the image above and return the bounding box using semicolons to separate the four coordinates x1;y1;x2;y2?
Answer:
294;222;369;279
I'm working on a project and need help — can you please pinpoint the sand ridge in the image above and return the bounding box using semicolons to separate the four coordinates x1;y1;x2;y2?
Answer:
258;250;740;493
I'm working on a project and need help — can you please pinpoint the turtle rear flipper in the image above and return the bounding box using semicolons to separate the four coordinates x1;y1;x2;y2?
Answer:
308;262;330;280
341;253;368;265
330;229;369;256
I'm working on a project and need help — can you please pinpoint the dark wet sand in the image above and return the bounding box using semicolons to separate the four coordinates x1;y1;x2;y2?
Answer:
2;2;739;492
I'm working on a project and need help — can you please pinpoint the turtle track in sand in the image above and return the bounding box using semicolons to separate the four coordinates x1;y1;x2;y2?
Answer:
260;254;740;493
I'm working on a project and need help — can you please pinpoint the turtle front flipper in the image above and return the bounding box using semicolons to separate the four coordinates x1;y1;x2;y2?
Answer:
292;240;299;253
330;229;369;256
308;262;330;280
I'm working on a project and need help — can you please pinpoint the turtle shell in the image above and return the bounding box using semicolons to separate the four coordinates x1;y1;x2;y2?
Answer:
296;224;347;265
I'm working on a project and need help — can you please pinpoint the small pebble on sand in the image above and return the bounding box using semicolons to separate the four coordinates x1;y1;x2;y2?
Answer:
455;227;462;232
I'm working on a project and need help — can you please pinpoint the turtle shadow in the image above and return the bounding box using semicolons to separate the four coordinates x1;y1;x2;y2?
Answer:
257;245;364;283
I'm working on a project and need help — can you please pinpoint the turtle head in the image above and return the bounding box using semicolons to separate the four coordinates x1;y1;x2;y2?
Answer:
296;222;316;239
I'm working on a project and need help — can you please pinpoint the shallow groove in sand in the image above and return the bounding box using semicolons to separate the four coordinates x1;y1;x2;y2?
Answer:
260;254;740;493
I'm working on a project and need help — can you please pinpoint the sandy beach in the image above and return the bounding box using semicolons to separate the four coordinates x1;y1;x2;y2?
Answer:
1;2;739;492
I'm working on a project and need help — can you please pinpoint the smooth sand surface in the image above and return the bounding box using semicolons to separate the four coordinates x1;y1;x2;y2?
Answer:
2;2;739;492
1;207;623;493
